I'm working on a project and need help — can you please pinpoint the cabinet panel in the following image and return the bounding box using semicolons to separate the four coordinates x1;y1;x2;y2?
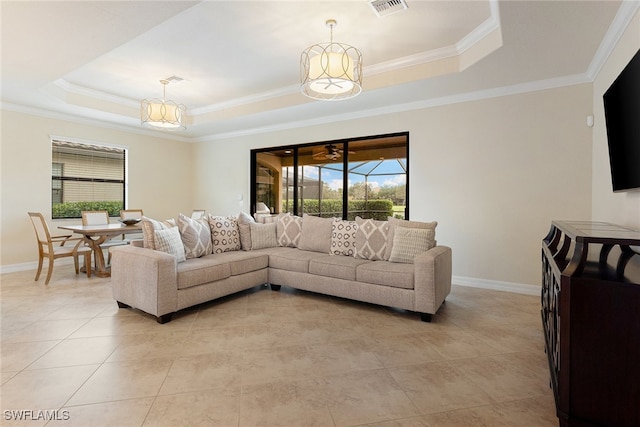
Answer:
541;221;640;427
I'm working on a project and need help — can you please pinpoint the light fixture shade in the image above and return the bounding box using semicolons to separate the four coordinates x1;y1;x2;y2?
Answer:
301;21;362;101
141;99;186;130
140;79;186;130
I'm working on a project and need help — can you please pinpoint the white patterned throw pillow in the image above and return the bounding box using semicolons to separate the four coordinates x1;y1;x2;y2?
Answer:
388;227;432;264
277;213;303;248
354;217;390;261
177;213;212;259
141;216;176;250
154;227;186;262
208;215;241;253
330;219;358;256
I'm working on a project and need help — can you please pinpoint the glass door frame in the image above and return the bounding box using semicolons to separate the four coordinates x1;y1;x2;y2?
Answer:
250;131;409;220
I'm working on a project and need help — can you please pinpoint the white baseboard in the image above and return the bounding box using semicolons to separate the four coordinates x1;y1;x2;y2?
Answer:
1;262;540;297
0;259;74;275
453;275;540;296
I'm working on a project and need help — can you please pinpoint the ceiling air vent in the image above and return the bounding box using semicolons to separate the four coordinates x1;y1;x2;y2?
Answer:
369;0;408;17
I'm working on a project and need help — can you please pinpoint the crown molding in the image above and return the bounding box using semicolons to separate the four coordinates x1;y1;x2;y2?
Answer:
586;0;640;81
189;84;299;116
365;0;500;77
457;0;501;55
196;73;591;142
52;79;139;108
0;101;191;143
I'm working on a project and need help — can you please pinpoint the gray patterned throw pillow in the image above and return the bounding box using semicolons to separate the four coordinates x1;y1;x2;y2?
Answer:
277;213;303;247
177;213;212;259
208;215;241;253
354;217;390;261
330;219;358;256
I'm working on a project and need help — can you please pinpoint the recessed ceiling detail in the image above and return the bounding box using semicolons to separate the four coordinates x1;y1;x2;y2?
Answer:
1;0;629;141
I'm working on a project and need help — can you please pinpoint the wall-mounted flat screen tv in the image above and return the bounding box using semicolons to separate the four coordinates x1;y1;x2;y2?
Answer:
603;48;640;192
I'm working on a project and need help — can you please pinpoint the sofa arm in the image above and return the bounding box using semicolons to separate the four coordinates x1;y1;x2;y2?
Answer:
413;245;452;316
110;245;178;320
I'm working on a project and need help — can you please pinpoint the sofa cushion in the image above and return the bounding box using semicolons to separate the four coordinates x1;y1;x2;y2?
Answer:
268;247;327;273
309;255;370;281
277;213;303;248
213;250;269;276
298;214;333;253
356;261;414;290
176;255;231;290
154;227;186;262
389;227;434;264
208;215;241;253
354;217;390;261
177;213;213;259
250;222;278;249
384;217;437;261
330;219;358;256
141;216;176;250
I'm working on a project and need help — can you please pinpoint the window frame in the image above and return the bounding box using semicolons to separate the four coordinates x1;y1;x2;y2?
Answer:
50;137;128;219
250;131;409;220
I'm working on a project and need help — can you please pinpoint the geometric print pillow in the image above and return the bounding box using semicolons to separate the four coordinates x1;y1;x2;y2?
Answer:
353;217;390;261
177;213;212;259
208;215;241;253
330;219;358;256
277;213;302;248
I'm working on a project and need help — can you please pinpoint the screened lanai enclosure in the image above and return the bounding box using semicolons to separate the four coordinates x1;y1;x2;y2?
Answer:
252;133;408;220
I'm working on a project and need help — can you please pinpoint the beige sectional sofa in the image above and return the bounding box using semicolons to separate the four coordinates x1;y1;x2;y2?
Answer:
110;213;452;323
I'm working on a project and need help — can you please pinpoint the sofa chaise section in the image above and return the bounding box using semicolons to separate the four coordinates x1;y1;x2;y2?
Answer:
110;245;268;323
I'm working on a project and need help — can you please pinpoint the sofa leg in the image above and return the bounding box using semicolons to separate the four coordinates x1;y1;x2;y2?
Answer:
157;313;173;324
116;301;131;309
420;313;433;322
270;284;281;291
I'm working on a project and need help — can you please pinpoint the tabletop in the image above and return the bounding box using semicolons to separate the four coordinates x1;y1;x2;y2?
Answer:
58;223;141;236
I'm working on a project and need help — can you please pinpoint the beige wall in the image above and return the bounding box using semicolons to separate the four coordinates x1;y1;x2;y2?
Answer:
193;84;594;287
592;8;640;230
0;110;194;268
1;80;614;288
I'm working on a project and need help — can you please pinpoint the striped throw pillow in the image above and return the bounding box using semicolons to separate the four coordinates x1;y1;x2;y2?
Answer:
388;227;433;264
154;227;186;262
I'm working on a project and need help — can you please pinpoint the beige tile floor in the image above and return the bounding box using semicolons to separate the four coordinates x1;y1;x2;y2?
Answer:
1;267;558;426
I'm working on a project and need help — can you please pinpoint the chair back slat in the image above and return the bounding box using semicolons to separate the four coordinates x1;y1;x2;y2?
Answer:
82;210;110;226
28;212;52;244
120;209;143;220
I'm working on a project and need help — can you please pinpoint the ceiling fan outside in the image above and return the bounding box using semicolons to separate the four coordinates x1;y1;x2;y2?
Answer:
312;144;354;161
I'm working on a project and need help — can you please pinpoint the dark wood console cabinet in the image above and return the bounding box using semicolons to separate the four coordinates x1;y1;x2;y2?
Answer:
541;220;640;427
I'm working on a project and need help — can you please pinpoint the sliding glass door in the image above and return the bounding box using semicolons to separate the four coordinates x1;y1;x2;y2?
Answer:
251;132;408;220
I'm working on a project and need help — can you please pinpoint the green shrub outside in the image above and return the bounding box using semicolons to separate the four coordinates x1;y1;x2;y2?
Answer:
52;201;123;219
284;199;393;221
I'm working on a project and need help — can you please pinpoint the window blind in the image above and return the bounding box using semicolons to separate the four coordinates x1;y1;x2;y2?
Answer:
51;140;126;218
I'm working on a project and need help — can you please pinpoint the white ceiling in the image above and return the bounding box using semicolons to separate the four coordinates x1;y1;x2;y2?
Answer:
1;1;634;142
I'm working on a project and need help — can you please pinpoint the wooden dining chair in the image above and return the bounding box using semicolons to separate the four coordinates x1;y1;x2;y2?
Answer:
81;210;127;265
120;209;144;221
119;209;144;241
28;212;92;285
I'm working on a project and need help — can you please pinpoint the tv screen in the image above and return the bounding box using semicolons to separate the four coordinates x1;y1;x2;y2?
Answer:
603;48;640;192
